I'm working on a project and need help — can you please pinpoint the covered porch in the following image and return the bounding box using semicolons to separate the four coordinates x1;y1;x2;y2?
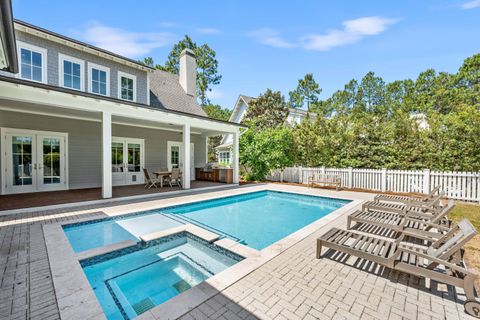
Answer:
0;180;228;212
0;78;243;207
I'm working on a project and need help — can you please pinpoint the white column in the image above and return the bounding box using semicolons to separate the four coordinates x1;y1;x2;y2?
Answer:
102;111;112;198
182;124;191;189
233;131;239;184
204;135;209;163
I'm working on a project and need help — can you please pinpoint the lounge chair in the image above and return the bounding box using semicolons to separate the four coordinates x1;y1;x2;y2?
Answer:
348;200;455;238
374;186;441;203
362;191;445;215
143;168;161;189
169;168;182;188
316;219;479;316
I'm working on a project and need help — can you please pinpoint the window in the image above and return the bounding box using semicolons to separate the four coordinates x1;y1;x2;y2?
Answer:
88;63;110;96
118;71;136;102
59;54;84;91
17;42;47;83
219;151;231;164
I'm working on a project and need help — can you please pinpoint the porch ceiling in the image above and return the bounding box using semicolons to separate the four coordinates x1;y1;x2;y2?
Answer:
0;78;243;135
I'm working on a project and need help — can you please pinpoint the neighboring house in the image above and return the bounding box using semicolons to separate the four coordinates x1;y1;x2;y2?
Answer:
0;19;244;198
216;94;315;164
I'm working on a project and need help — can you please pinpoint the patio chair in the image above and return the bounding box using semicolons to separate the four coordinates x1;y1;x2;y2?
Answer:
362;191;445;215
143;168;161;189
169;168;182;188
347;200;455;240
316;219;479;316
374;186;441;204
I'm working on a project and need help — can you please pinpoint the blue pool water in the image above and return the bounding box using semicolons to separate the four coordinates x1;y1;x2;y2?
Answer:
164;191;349;250
64;191;349;252
82;235;240;320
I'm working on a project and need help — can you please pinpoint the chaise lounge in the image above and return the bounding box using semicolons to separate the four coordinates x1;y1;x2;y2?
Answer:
316;219;479;316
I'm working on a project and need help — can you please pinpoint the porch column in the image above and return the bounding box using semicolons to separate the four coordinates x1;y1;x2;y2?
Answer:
182;124;191;189
102;111;112;198
233;130;239;184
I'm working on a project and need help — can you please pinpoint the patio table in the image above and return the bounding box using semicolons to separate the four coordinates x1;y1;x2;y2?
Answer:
153;171;171;188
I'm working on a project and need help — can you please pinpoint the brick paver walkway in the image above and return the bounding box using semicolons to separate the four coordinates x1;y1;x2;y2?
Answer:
0;186;476;320
178;214;474;320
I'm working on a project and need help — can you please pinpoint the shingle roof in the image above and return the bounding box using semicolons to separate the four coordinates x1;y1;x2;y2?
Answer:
149;69;207;117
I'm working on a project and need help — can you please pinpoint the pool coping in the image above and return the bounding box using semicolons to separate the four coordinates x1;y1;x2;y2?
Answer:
43;184;366;320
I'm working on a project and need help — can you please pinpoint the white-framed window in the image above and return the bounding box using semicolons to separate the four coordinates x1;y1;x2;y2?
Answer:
88;62;110;96
219;151;231;164
58;53;85;91
117;71;136;102
17;41;48;83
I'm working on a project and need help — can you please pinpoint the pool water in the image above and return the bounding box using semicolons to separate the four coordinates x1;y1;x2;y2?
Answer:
64;191;349;253
83;235;240;320
65;213;183;252
164;191;349;250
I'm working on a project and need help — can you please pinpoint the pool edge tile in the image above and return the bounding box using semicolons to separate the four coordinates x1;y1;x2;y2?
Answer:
75;239;138;261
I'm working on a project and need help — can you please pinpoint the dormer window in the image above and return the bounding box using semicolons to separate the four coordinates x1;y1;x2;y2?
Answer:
118;71;136;102
59;54;84;91
17;41;47;83
88;63;110;96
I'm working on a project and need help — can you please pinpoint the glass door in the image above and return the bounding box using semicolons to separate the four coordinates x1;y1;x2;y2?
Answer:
37;135;65;191
3;130;67;194
7;134;36;193
126;142;142;184
112;138;144;186
112;140;125;186
167;142;194;179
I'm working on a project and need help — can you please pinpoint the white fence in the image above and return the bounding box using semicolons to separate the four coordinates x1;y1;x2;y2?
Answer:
267;167;480;202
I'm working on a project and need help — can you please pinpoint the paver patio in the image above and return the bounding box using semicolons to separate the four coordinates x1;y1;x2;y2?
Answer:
0;184;476;320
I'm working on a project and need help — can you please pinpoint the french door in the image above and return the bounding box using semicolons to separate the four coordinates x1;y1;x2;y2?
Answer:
167;141;195;180
112;137;144;186
1;129;67;194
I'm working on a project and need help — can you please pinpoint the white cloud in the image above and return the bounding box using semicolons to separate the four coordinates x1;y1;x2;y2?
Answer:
248;28;297;48
206;88;224;100
461;0;480;9
75;22;174;58
196;28;221;35
302;16;398;51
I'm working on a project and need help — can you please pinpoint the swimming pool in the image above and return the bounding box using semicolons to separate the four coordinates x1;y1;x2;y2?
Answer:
64;191;350;252
82;234;241;320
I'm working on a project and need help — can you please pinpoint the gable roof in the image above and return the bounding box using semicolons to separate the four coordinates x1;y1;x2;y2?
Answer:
149;69;207;117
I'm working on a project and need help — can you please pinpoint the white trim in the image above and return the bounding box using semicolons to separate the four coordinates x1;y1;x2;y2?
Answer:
87;62;110;96
102;112;112;198
117;71;137;102
1;127;69;195
146;72;150;105
16;40;48;84
58;53;85;91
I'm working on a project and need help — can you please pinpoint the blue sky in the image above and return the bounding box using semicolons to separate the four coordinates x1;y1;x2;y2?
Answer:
12;0;480;109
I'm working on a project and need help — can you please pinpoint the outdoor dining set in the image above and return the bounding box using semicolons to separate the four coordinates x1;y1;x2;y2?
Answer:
143;168;183;189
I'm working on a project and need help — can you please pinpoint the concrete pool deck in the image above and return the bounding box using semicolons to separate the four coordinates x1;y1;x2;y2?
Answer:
0;184;476;320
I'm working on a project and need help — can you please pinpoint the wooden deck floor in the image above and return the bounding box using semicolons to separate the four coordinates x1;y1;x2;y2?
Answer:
0;181;226;211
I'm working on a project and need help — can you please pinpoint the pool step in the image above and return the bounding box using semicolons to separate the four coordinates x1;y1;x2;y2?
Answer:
140;224;220;243
75;239;137;261
132;298;155;315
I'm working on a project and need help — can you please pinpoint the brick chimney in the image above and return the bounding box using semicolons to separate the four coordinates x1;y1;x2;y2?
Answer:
179;48;196;97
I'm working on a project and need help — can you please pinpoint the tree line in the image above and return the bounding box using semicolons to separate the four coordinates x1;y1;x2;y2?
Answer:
240;54;480;180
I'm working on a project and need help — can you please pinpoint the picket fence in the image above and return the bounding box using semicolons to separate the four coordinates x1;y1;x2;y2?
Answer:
267;167;480;202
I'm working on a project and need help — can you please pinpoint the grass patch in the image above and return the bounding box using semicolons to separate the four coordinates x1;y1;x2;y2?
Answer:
449;202;480;292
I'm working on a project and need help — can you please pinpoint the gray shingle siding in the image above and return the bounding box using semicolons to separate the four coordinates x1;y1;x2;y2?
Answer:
16;31;149;104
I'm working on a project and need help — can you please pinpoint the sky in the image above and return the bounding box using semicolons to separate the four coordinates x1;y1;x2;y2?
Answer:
12;0;480;109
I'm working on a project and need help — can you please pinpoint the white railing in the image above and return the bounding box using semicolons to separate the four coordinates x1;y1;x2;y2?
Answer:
267;167;480;202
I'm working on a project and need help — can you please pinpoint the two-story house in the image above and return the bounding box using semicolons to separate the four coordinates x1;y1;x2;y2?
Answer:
0;19;244;201
216;95;314;164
